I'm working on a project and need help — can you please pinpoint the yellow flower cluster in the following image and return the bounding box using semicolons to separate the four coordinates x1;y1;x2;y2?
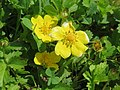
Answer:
31;15;89;69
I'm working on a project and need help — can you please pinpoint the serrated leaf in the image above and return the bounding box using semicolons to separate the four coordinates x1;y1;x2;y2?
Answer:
52;83;73;90
69;4;78;13
6;84;20;90
87;2;97;15
21;18;32;30
0;61;6;87
44;5;57;15
5;51;22;63
92;62;108;83
8;58;27;70
82;0;90;7
62;0;76;8
102;37;116;58
85;30;93;40
82;17;92;25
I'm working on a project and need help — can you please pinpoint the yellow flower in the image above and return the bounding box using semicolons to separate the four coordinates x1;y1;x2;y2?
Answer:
31;15;58;42
51;22;89;58
34;51;61;70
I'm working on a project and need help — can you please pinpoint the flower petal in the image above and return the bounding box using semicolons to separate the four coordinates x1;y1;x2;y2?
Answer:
55;41;71;59
76;31;89;44
34;52;43;65
44;15;53;26
62;22;75;33
49;51;61;63
51;26;64;41
41;35;52;42
51;16;58;26
71;41;88;57
31;15;44;26
34;28;42;39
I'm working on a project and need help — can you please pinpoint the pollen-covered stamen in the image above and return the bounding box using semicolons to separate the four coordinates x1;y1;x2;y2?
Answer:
64;32;76;47
39;22;51;35
66;33;76;42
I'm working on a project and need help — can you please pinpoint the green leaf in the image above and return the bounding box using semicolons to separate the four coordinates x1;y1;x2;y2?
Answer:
6;84;20;90
117;46;120;52
32;33;42;51
51;0;62;11
117;24;120;33
91;62;108;83
85;30;93;40
82;0;90;7
44;5;58;15
87;2;97;15
19;0;31;9
82;17;92;25
8;0;19;4
69;4;78;13
62;0;76;8
0;21;5;29
5;51;22;63
60;69;71;81
21;18;32;30
101;15;109;24
113;84;120;90
52;83;73;90
45;68;55;77
0;61;6;87
8;58;27;70
0;50;3;58
83;71;92;81
51;76;60;84
102;37;116;58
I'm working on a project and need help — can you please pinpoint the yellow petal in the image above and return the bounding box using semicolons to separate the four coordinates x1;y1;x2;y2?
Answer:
41;35;52;42
52;16;58;26
55;41;71;59
62;22;75;33
51;26;64;41
76;31;89;44
44;15;53;26
71;41;88;57
31;15;44;26
34;52;43;65
34;28;42;39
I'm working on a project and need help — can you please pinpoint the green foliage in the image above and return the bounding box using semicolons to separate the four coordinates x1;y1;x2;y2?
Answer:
1;0;120;90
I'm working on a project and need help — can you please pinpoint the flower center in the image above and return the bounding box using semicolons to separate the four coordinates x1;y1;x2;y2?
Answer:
64;32;76;46
40;22;51;35
66;33;76;42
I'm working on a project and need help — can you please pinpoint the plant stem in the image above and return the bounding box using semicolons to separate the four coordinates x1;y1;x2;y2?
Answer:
13;9;21;40
38;0;42;14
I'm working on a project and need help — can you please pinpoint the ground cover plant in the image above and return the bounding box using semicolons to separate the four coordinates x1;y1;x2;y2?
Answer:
0;0;120;90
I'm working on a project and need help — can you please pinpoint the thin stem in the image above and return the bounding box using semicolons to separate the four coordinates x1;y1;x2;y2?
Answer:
13;10;21;40
38;0;42;14
102;81;109;90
